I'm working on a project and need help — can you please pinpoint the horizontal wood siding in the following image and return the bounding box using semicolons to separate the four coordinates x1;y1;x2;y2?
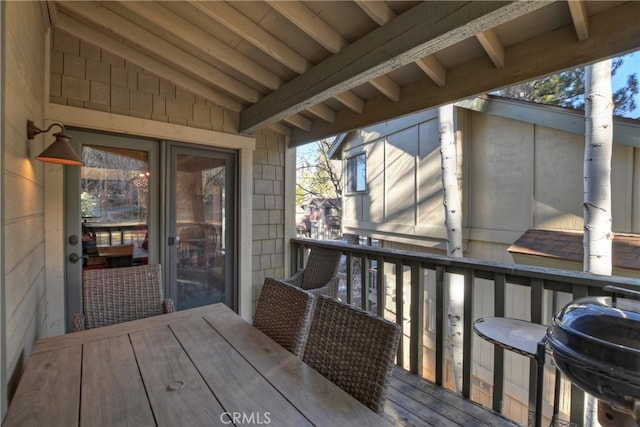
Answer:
3;2;48;413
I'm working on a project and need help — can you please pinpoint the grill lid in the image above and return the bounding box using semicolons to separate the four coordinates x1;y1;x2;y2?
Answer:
547;286;640;411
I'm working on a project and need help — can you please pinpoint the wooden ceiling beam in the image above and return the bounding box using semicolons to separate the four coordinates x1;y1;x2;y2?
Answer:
57;1;260;103
242;1;548;134
357;1;447;89
267;0;347;54
55;13;243;112
307;104;336;123
476;29;505;68
284;113;312;131
270;0;397;105
288;1;640;146
187;0;341;127
334;92;364;114
188;0;311;75
415;55;447;87
355;0;396;26
370;75;400;102
268;122;292;138
567;0;589;41
113;1;282;91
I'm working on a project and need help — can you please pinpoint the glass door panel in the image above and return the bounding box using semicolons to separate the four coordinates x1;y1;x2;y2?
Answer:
65;130;159;332
167;145;236;310
81;146;150;269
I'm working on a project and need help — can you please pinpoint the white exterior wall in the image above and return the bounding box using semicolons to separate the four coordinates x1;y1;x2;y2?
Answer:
343;105;640;261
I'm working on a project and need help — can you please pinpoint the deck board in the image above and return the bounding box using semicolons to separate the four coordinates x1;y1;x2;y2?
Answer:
384;367;520;426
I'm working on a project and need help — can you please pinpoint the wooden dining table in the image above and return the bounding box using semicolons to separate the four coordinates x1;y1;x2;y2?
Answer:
3;303;390;426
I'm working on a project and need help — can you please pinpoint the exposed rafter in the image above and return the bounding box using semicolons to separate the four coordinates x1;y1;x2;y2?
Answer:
289;1;640;145
355;0;448;89
370;76;400;102
567;0;589;41
355;0;396;26
267;1;347;54
112;1;282;90
189;0;312;74
45;0;637;146
334;92;364;114
241;1;550;134
284;113;312;131
476;29;505;68
415;55;447;87
270;0;400;104
307;104;336;123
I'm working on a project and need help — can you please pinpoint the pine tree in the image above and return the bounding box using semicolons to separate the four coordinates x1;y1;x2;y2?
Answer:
495;56;638;117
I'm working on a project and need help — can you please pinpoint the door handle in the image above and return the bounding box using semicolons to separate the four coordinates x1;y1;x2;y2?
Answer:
68;253;82;263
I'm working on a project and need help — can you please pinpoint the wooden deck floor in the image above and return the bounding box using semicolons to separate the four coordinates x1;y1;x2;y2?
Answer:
384;367;520;426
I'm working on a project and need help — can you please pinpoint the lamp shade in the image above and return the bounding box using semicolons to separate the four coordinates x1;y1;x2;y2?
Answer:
36;132;84;166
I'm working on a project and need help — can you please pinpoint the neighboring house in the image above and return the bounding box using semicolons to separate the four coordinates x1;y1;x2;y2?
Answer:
330;95;640;419
331;95;640;274
296;197;342;240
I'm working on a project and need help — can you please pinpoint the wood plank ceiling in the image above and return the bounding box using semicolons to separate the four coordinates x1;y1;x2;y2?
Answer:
48;1;639;146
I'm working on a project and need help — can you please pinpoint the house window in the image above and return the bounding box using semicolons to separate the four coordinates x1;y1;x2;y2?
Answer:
347;153;366;193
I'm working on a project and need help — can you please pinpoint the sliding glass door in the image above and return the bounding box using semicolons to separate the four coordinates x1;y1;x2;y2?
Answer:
65;131;237;331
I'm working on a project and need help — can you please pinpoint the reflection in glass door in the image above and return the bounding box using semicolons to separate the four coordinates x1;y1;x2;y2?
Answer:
167;144;236;310
65;130;159;332
81;146;151;269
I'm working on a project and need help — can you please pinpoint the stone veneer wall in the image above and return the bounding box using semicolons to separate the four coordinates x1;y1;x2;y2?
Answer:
49;28;285;312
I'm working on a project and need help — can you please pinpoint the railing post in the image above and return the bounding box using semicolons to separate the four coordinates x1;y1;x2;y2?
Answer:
376;256;385;317
290;242;299;276
462;269;474;399
492;273;506;413
570;284;589;426
435;266;445;385
361;254;370;311
529;279;544;427
395;260;405;367
409;261;424;376
345;252;353;305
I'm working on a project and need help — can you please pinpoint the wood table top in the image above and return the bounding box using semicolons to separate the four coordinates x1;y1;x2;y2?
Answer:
4;303;390;426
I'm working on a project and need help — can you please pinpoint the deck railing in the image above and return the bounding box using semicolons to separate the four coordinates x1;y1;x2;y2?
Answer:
290;238;640;426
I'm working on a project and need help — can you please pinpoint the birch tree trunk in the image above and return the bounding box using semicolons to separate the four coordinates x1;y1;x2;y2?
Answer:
584;59;613;427
439;104;465;392
584;60;613;275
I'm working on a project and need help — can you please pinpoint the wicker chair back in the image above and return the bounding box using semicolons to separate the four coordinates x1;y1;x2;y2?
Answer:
77;264;172;331
302;295;401;414
253;278;314;356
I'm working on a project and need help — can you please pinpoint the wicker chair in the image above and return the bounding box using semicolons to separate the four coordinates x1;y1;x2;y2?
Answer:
284;247;342;298
253;277;314;356
302;295;401;414
73;264;175;332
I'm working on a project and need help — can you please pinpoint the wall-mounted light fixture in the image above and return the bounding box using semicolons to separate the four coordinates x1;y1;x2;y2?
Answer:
27;120;84;166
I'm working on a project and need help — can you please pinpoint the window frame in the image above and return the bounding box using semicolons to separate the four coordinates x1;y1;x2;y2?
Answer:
346;152;367;194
